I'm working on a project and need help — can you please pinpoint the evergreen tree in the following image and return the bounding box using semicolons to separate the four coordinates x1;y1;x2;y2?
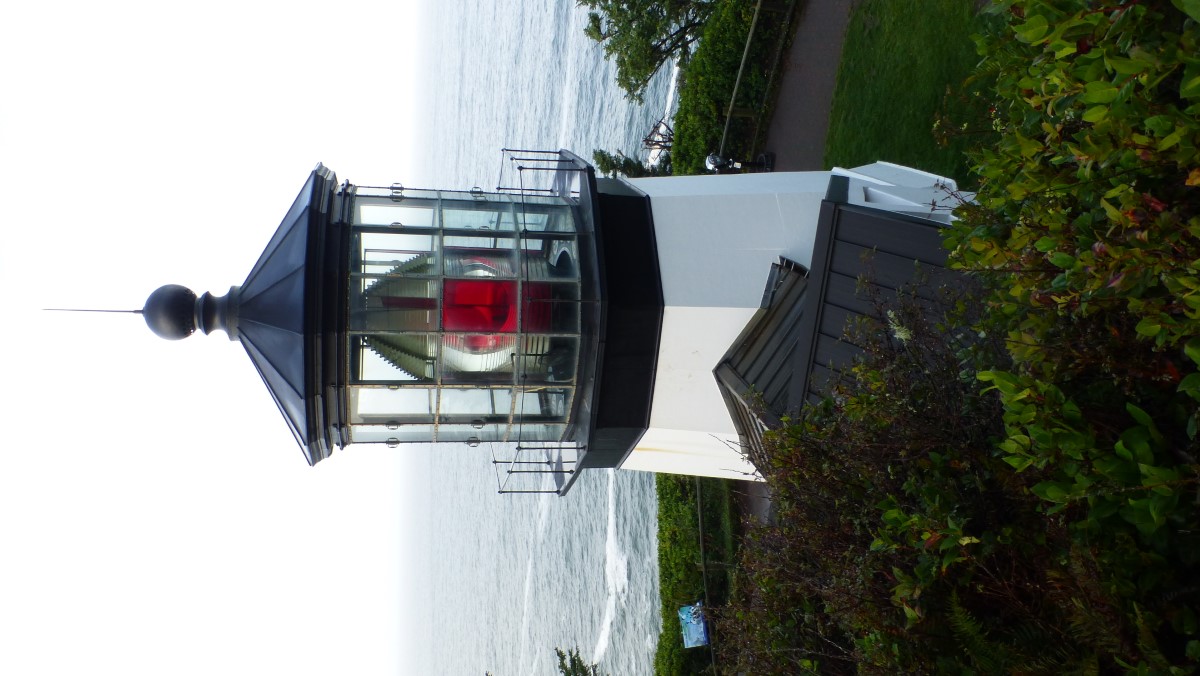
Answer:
592;149;670;178
554;647;604;676
578;0;713;101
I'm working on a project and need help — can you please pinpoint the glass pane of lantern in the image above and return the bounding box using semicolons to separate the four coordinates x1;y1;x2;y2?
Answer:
516;388;569;421
363;204;437;228
535;389;571;420
513;202;574;232
350;386;437;423
553;286;582;335
515;211;551;231
509;423;567;443
432;388;567;424
442;278;517;333
352;231;439;334
516;334;552;369
443;239;516;278
522;337;577;384
356;198;435;228
440;333;518;384
439;388;511;419
356;336;436;381
358;231;435;274
441;200;514;231
438;338;566;384
516;281;579;335
353;276;438;333
495;207;518;231
521;236;578;276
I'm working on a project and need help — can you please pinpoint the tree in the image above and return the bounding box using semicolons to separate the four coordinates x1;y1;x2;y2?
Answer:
578;0;714;101
554;647;604;676
591;149;670;178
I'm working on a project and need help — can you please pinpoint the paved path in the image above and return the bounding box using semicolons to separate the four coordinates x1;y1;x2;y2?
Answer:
734;479;774;525
760;0;859;170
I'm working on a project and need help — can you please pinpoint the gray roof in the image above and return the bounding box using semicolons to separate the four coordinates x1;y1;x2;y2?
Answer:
714;177;958;463
235;165;337;464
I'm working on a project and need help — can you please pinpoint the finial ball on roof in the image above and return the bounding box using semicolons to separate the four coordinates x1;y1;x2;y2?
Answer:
143;284;197;340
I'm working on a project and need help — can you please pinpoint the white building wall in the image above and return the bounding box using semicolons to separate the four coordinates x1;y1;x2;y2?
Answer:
616;172;835;480
644;306;756;432
629;172;832;308
619;427;757;480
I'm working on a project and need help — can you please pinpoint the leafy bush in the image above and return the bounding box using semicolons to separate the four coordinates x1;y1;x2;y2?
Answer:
591;149;671;178
654;475;734;675
948;0;1200;369
723;1;1200;672
654;475;707;675
943;0;1200;668
717;280;1036;673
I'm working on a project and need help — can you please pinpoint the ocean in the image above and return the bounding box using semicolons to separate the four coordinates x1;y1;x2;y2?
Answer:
408;1;675;674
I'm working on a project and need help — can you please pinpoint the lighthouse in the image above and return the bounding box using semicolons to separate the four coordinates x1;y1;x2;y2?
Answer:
142;150;963;494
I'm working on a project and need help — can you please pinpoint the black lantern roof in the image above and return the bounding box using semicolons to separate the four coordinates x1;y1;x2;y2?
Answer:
143;165;341;465
237;164;337;463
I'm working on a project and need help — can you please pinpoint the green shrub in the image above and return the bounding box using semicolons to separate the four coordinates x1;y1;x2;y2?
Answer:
717;279;1032;673
723;1;1200;672
942;0;1200;669
672;0;786;175
654;475;735;675
947;0;1200;369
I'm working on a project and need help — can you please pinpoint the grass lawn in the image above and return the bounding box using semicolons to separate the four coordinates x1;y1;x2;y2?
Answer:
652;475;737;676
823;0;998;182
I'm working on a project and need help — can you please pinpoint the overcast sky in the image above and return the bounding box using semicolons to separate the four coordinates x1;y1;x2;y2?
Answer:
0;1;438;673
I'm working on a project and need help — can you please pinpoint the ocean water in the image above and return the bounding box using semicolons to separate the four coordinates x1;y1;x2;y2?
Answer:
410;2;674;674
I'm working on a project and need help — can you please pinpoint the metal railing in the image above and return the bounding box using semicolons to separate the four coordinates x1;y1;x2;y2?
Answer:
496;148;586;199
718;0;767;157
716;0;800;158
492;440;582;495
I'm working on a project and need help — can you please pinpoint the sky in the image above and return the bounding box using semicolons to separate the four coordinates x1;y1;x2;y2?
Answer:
0;1;437;673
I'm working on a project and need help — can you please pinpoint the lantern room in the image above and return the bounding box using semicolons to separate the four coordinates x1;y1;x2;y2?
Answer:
141;150;648;494
343;180;590;450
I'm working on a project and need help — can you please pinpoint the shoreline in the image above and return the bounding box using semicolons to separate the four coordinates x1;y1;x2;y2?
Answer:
647;63;681;167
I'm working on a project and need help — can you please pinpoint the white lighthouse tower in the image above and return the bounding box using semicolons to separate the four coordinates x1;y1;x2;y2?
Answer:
608;161;963;480
142;150;962;493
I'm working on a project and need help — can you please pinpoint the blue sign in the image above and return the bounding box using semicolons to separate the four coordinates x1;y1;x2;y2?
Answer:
678;602;709;648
